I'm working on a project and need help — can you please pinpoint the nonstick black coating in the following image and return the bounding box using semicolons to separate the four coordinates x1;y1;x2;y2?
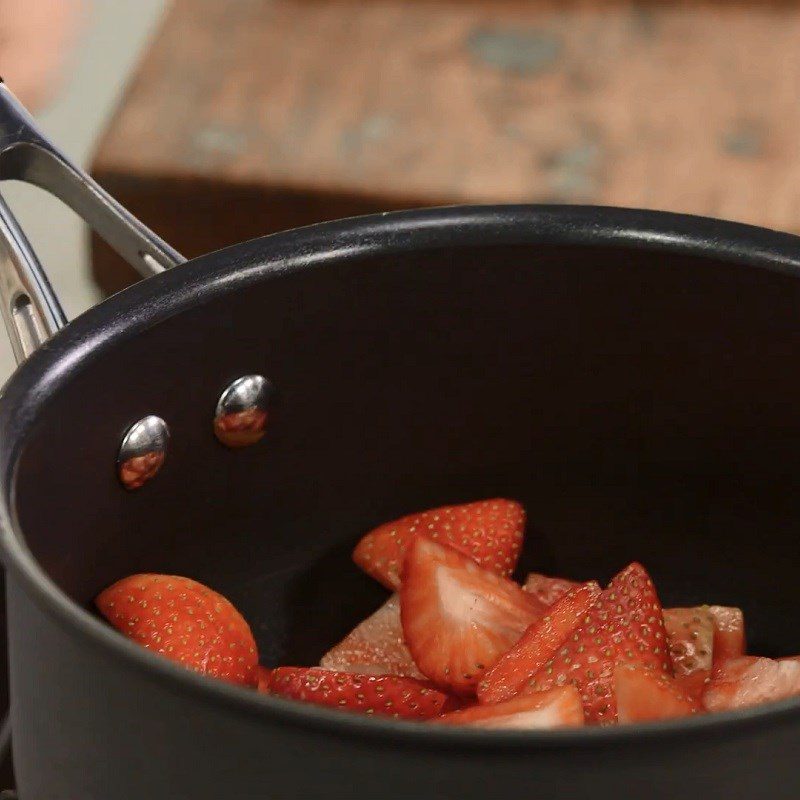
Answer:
2;206;800;799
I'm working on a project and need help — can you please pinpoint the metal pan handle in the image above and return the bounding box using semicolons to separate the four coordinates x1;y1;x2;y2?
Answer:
0;80;186;364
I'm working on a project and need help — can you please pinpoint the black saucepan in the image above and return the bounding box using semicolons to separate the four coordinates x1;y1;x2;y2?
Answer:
1;81;800;800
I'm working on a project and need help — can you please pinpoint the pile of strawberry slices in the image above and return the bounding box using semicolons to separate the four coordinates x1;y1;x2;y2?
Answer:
96;498;800;729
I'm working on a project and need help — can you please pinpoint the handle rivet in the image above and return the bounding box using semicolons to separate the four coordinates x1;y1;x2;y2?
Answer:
214;375;271;447
117;415;169;489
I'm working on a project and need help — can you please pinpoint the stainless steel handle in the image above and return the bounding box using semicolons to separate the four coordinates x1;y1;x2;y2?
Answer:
0;80;186;364
0;192;66;362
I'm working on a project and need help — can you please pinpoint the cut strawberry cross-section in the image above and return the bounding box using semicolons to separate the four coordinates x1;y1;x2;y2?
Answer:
523;573;580;608
704;656;800;712
435;686;584;730
663;607;714;700
523;562;672;724
353;499;525;591
615;664;700;723
267;667;456;720
320;594;424;679
478;581;601;705
401;537;544;696
707;605;746;664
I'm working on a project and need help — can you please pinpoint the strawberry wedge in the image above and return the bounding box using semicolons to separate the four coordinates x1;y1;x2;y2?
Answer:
478;582;601;704
401;537;544;695
523;562;672;724
615;664;700;723
353;499;525;591
704;656;800;712
435;686;584;730
320;594;423;679
96;573;259;687
267;667;455;720
707;605;746;664
663;607;714;700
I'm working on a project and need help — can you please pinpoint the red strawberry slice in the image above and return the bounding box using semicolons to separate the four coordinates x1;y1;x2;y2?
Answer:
353;499;525;591
523;562;671;724
663;607;714;700
96;573;259;687
523;573;580;607
704;656;800;712
615;664;700;723
707;605;746;663
710;655;759;677
267;667;454;720
256;666;271;692
477;582;601;704
401;537;544;695
319;594;424;679
435;686;584;730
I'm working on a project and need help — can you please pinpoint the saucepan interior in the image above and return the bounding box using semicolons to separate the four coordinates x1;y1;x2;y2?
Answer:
4;206;800;734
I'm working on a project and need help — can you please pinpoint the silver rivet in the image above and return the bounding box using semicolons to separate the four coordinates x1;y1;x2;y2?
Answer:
117;415;169;490
214;374;271;447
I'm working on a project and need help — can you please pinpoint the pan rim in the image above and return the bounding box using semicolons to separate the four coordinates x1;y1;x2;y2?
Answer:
3;202;800;750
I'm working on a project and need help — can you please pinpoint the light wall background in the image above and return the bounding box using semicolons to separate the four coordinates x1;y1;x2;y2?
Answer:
0;0;166;382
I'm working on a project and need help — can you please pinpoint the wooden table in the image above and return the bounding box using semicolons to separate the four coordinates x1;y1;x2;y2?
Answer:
91;0;800;293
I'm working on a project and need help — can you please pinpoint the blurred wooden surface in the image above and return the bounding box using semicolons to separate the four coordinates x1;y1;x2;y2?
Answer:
92;0;800;292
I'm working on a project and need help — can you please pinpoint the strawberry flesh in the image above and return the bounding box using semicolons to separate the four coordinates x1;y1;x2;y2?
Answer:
523;573;580;607
256;666;271;692
401;537;544;695
524;562;671;724
704;656;800;712
320;594;424;679
615;664;699;723
663;607;714;700
478;582;601;704
267;667;454;719
707;605;746;664
435;686;584;730
353;499;525;591
96;573;259;686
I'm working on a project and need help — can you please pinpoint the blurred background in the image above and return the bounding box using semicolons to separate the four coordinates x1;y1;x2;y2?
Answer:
2;0;800;382
0;0;165;379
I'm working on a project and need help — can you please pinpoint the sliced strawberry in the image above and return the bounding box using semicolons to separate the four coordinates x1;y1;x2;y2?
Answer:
663;607;714;700
435;686;584;730
267;667;454;719
524;562;671;724
353;499;525;591
704;656;800;712
477;582;601;704
256;666;271;692
319;594;423;679
711;655;759;677
615;664;700;723
523;573;580;607
707;605;746;663
401;537;544;695
96;573;258;686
